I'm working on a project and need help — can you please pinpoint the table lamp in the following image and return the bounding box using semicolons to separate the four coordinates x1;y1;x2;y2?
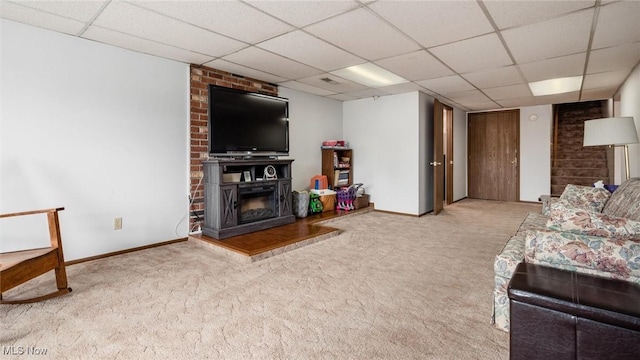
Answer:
583;116;639;180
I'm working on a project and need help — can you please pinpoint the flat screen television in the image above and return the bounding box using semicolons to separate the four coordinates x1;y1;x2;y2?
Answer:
208;84;289;157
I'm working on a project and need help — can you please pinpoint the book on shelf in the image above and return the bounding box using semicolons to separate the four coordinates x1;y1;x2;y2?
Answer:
334;169;350;187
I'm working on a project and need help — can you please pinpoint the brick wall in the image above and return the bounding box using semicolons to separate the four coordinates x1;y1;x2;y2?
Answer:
189;64;278;232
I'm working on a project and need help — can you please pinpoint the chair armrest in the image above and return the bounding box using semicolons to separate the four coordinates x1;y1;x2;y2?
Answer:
0;207;65;219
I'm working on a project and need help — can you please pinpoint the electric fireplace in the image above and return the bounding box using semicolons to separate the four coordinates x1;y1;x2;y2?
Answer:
238;183;277;224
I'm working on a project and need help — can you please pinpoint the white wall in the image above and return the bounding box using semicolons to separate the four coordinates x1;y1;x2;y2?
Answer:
520;105;553;201
619;65;640;181
1;20;189;261
343;92;424;215
277;88;343;191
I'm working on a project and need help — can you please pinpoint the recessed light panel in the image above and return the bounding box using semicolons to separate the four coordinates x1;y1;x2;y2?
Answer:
331;63;408;87
528;76;583;96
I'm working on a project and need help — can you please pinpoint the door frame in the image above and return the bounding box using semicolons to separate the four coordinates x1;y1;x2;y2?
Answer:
444;105;454;205
432;99;444;215
432;100;455;214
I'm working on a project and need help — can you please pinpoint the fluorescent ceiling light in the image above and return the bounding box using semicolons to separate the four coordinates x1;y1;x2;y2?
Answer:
528;76;583;96
331;63;408;87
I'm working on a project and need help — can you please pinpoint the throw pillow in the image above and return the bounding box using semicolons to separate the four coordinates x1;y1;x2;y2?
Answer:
547;201;640;240
558;184;611;213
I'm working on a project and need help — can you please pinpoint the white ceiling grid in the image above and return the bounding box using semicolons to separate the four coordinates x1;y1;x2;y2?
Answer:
1;0;638;111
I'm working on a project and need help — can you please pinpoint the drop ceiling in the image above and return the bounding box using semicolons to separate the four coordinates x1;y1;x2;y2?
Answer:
1;0;639;111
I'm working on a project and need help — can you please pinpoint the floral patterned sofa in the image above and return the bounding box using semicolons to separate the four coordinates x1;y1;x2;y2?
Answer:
491;177;640;332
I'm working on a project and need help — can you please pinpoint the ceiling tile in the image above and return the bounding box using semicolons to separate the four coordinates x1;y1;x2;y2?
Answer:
296;74;368;93
519;53;586;82
368;0;494;48
82;26;214;64
484;84;533;100
257;30;364;72
502;8;593;63
456;100;500;111
374;50;454;82
305;8;420;61
580;87;616;101
430;33;513;73
463;66;524;89
246;0;359;28
582;69;632;90
417;75;475;94
342;87;390;99
279;81;337;97
446;90;500;110
0;2;86;35
129;0;293;43
92;2;246;57
327;93;358;101
592;1;640;50
483;0;595;30
535;91;580;105
222;46;323;80
8;0;109;21
496;97;541;108
380;82;426;96
587;42;640;74
446;89;493;104
202;59;287;84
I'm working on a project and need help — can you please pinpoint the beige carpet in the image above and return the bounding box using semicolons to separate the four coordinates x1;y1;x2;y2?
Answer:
1;199;541;360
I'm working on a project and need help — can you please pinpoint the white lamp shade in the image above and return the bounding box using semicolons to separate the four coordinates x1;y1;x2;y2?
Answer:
583;117;639;146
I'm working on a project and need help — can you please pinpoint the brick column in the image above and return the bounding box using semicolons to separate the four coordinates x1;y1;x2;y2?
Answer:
189;65;278;232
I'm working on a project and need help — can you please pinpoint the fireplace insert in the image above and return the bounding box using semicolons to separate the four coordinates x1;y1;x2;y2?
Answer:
238;183;277;224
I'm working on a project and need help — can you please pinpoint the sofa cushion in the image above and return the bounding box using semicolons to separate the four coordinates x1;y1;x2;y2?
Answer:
559;184;611;213
524;230;640;283
602;178;640;221
547;201;640;240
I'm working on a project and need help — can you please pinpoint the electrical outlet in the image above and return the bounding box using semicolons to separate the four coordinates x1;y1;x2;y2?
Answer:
114;217;122;230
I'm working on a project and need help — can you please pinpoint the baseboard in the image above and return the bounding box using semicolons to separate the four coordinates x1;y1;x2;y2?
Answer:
65;238;188;266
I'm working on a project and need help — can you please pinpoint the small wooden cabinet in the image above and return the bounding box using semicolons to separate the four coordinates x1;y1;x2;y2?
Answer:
202;158;295;239
321;148;353;189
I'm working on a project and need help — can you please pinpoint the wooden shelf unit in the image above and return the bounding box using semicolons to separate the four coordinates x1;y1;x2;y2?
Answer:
321;148;353;189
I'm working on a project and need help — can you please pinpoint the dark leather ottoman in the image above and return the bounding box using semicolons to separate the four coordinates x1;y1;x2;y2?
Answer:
508;262;640;360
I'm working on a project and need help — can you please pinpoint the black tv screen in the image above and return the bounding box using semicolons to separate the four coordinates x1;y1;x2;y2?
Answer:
208;85;289;157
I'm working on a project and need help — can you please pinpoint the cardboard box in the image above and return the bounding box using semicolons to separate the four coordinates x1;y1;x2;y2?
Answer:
319;194;336;212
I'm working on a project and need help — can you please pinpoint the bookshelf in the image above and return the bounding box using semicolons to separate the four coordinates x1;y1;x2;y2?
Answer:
321;148;353;189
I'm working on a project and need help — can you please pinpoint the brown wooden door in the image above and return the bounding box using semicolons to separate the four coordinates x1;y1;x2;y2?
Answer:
468;110;519;201
432;99;444;214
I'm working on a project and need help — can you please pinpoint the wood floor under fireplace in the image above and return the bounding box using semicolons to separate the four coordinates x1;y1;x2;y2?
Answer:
190;205;373;262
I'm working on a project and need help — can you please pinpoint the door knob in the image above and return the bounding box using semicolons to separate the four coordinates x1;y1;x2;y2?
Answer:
429;161;442;166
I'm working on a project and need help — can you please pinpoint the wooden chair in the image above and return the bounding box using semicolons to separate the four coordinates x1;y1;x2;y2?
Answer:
1;207;72;304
